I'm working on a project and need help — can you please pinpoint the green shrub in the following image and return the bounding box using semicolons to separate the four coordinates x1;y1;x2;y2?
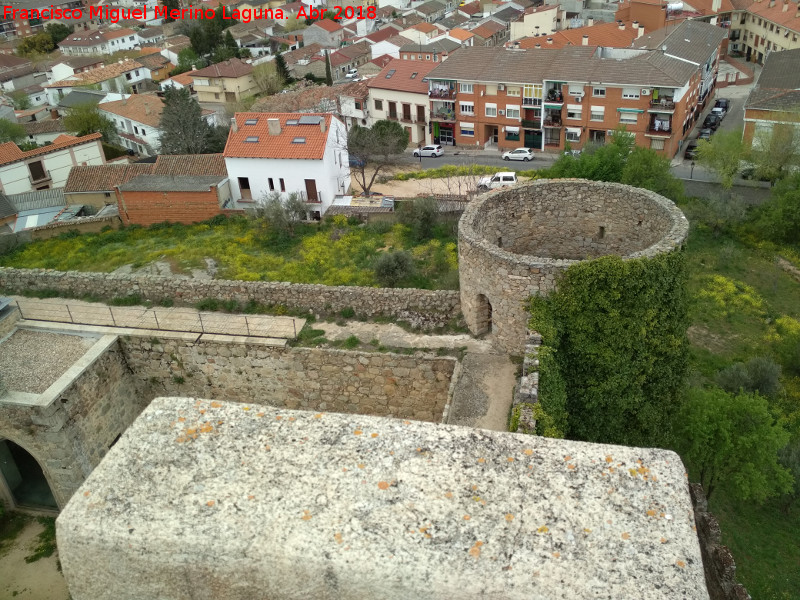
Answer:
158;297;174;308
196;298;220;311
340;307;355;318
343;335;360;349
374;251;414;287
716;356;782;399
110;294;142;306
24;517;56;563
221;299;240;313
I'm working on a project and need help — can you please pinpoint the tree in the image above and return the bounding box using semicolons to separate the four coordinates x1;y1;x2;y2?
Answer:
0;119;26;144
748;123;800;185
752;172;800;244
324;50;333;87
696;128;745;190
252;62;284;95
171;48;205;76
63;102;117;144
8;89;31;110
159;87;219;154
16;33;54;56
274;52;291;82
46;23;74;46
547;126;634;182
621;146;684;201
162;0;180;22
254;191;307;237
374;251;414;287
347;120;409;194
675;387;793;502
399;197;438;242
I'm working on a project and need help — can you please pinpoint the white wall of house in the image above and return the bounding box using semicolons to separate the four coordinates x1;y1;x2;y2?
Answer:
509;6;560;42
339;95;369;129
370;40;405;59
61;32;140;56
368;88;430;146
100;112;162;155
225;119;350;216
24;130;63;146
0;140;105;195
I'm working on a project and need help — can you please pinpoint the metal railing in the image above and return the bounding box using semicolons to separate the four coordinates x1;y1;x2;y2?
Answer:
14;300;298;340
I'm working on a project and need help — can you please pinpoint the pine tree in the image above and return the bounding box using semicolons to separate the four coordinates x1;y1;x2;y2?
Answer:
159;87;217;154
324;50;333;87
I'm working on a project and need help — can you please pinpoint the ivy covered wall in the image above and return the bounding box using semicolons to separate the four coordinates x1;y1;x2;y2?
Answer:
526;251;689;447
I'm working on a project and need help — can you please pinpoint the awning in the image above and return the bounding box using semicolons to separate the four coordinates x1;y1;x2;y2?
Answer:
617;108;644;113
505;126;520;133
544;103;562;109
566;127;582;136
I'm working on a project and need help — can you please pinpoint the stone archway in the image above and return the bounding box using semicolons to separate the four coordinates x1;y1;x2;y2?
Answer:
476;294;493;334
0;438;58;510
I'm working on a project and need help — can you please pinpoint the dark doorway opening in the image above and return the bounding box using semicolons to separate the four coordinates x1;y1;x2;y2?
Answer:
0;440;57;510
476;294;492;334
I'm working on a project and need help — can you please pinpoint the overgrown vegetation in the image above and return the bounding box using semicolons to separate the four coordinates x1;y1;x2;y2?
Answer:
0;214;459;290
24;517;57;563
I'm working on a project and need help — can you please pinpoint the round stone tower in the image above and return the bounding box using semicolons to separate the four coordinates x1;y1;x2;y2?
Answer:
458;179;689;352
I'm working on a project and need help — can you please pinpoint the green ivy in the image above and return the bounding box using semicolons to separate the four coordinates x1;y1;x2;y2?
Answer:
527;251;688;447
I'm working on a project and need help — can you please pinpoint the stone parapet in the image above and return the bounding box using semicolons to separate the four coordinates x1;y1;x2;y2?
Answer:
0;268;460;330
511;330;541;433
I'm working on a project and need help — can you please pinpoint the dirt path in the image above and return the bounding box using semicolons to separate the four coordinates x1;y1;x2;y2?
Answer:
0;517;68;600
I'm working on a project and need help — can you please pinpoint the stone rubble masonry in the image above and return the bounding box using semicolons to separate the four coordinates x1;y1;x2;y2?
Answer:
57;397;709;600
690;484;752;600
120;337;455;424
458;179;689;352
0;267;461;329
511;330;540;433
0;336;145;508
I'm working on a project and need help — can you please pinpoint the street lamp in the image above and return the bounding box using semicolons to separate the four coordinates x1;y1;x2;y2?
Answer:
690;161;695;180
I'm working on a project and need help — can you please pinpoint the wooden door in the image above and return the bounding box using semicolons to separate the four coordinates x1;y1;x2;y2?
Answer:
304;179;318;203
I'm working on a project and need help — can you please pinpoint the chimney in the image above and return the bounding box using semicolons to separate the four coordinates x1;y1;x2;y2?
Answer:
230;117;238;132
768;0;775;6
783;0;789;11
582;34;589;45
320;118;326;133
144;102;151;115
268;118;281;136
50;108;58;119
547;37;553;43
588;17;594;26
633;20;639;29
535;43;541;48
191;64;196;71
638;25;645;38
712;0;721;10
618;21;625;30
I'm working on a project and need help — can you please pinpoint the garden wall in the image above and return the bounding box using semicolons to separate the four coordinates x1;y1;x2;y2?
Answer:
120;337;455;423
0;267;461;329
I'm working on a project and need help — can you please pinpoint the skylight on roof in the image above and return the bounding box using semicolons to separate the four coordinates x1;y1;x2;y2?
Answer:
292;137;306;144
245;136;259;143
286;119;299;125
298;115;322;125
386;69;396;79
244;118;258;125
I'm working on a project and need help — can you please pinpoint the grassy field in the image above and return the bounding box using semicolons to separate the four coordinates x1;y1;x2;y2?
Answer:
681;197;800;600
0;215;460;290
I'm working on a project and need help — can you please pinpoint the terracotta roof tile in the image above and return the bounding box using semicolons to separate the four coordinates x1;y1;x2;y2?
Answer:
747;0;800;29
365;27;399;43
516;22;643;49
366;59;437;94
411;22;439;33
22;119;66;136
164;70;198;86
0;133;102;167
45;59;143;88
64;163;154;192
192;58;253;78
135;53;171;70
99;94;214;128
448;28;475;41
313;19;344;33
459;2;482;15
151;154;228;176
60;28;136;47
282;43;324;64
223;112;335;160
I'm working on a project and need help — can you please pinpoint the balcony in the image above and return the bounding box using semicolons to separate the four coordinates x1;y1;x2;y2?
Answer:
542;117;562;128
431;110;456;123
649;99;676;112
400;114;416;124
28;167;50;184
429;88;456;100
645;121;672;137
521;119;539;129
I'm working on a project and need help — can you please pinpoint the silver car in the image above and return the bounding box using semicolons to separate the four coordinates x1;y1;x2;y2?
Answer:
502;148;534;162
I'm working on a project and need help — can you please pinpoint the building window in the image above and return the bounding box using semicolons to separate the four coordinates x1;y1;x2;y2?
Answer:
590;106;604;121
280;178;286;192
522;84;542;106
355;101;362;109
374;99;383;111
485;103;497;117
505;106;520;119
426;55;430;60
622;87;640;100
650;138;665;151
619;112;638;124
460;102;474;114
460;122;474;136
125;73;132;80
460;83;473;93
134;126;139;134
506;86;520;96
141;129;146;135
566;105;582;120
565;129;580;143
505;127;520;141
268;178;275;191
592;87;605;97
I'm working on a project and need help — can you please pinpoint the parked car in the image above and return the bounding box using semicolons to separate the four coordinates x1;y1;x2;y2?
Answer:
478;171;518;190
702;114;721;130
684;141;699;160
713;98;731;114
413;145;444;158
349;156;365;168
502;147;534;162
698;128;713;141
345;69;359;80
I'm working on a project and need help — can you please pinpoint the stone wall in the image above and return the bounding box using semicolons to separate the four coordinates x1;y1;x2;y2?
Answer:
690;483;752;600
0;337;144;508
0;267;461;329
120;337;455;423
458;179;689;352
510;330;540;434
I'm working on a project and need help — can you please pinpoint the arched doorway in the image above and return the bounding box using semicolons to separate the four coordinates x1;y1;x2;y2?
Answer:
476;294;493;334
0;439;57;510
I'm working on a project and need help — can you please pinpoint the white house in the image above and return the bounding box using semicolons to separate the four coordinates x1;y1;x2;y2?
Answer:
48;57;105;84
370;35;414;60
0;133;105;195
366;59;435;146
44;59;150;105
223;112;350;219
98;94;216;156
58;28;140;56
509;5;560;42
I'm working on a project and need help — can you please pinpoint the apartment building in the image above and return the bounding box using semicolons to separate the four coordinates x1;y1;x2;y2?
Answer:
58;28;140;56
743;47;800;146
732;0;800;64
425;20;727;156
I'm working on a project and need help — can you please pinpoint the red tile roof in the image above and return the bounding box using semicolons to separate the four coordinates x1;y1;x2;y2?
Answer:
365;27;400;43
459;1;482;15
366;59;437;94
192;58;253;78
0;133;102;167
224;113;335;160
448;28;475;41
516;21;643;49
313;19;344;33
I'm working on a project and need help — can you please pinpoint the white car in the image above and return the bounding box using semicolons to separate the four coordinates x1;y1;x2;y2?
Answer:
502;148;534;162
345;69;359;80
478;172;518;190
413;145;444;158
